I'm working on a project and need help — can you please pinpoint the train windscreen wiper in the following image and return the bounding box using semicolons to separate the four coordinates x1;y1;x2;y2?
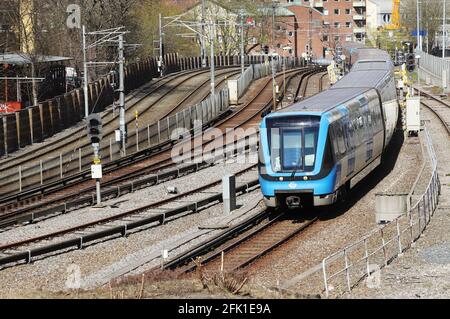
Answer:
291;151;304;178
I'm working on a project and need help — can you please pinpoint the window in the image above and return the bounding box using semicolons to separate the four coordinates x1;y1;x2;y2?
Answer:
334;22;340;28
324;9;329;16
323;35;329;42
334;9;340;15
335;35;340;41
345;9;351;14
346;22;352;28
267;116;320;173
346;35;353;42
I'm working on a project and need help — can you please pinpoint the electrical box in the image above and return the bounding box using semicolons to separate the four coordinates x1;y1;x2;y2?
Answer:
406;97;421;136
228;80;239;105
375;193;409;224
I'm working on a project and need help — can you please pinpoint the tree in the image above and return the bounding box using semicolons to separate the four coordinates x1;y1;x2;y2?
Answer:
400;0;449;51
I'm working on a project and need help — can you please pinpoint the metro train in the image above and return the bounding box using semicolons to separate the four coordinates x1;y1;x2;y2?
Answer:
258;44;399;209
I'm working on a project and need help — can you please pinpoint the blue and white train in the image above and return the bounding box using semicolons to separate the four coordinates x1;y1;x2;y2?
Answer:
258;45;399;208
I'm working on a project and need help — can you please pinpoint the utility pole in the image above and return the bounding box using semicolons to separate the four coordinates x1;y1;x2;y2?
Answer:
201;0;207;68
118;34;127;154
444;0;446;59
309;9;313;60
272;1;277;110
416;0;421;50
240;9;245;76
82;25;89;118
209;23;216;110
159;13;164;77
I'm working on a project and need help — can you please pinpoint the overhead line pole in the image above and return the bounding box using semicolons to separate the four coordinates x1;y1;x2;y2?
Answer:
82;25;89;118
201;0;207;68
444;0;446;59
118;34;127;154
159;13;164;77
240;9;245;76
209;23;216;111
272;1;277;110
416;0;421;51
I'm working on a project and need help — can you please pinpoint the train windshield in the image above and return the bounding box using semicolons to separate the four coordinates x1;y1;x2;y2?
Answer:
267;116;320;173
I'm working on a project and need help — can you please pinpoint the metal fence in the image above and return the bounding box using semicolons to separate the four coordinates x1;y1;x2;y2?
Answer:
236;57;303;98
0;58;288;196
321;127;440;298
417;50;450;88
0;87;230;195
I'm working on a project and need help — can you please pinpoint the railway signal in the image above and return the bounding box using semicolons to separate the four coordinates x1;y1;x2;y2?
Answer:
87;113;103;205
406;53;416;73
87;113;103;145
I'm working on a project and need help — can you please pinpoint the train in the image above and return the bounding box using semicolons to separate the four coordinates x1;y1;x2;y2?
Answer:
258;44;399;209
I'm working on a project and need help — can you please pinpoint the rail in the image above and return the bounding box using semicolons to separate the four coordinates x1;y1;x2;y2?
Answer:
321;126;440;298
236;57;301;98
2;60;303;198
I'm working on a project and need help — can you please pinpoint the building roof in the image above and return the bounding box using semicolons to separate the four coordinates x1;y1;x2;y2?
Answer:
259;6;295;17
0;53;72;66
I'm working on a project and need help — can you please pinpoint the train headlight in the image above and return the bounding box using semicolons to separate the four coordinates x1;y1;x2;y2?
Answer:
279;177;284;181
303;176;309;181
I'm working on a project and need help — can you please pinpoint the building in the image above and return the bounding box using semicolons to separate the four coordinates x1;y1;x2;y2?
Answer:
277;4;324;59
282;0;368;57
366;0;393;43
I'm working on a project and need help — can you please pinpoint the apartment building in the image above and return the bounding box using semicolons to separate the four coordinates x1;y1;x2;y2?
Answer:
278;4;324;59
283;0;367;57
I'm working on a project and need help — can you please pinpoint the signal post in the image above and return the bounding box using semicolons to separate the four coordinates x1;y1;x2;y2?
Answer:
87;114;103;206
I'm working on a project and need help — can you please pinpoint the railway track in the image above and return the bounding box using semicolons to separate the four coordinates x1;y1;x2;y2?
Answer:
0;68;241;194
0;67;320;229
0;65;326;272
163;210;317;274
415;89;450;136
0;166;260;269
0;68;221;168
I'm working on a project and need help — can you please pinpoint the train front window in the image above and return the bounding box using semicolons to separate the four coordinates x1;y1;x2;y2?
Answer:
267;116;320;173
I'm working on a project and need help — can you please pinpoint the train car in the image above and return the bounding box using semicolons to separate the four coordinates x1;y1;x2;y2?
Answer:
259;45;399;209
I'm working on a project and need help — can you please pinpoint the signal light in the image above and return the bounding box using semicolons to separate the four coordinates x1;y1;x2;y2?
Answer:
263;45;269;55
406;53;416;73
86;113;102;145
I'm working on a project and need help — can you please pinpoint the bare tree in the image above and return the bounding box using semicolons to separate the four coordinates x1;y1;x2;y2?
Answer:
400;0;448;51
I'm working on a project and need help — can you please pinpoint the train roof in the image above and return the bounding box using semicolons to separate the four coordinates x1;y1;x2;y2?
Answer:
271;44;394;117
332;69;390;89
351;60;393;71
276;87;370;114
351;48;391;63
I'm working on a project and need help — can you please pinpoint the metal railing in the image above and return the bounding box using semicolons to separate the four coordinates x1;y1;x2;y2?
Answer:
236;57;302;98
0;86;230;195
417;50;450;88
321;127;440;298
0;58;293;197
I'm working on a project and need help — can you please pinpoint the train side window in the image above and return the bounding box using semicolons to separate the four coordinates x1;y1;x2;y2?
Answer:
329;123;340;160
337;122;346;155
322;136;335;172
